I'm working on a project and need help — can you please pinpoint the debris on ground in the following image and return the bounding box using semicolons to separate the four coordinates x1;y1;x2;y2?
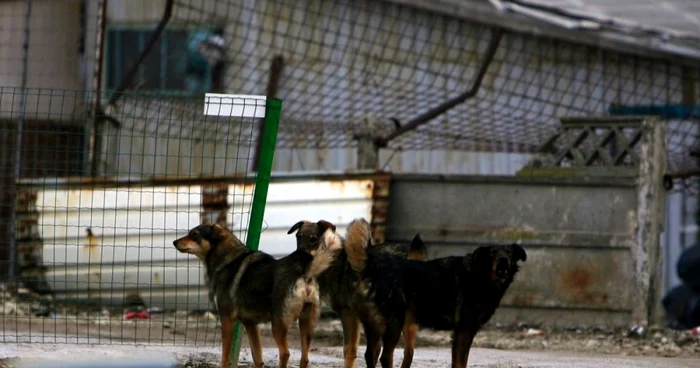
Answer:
124;311;151;320
524;328;545;336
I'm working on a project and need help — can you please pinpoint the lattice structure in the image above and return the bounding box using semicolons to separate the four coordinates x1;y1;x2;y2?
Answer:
533;117;646;169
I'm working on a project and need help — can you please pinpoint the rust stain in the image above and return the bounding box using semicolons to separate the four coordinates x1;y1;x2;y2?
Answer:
510;293;535;306
562;267;592;294
91;272;101;282
364;181;374;198
560;266;609;306
202;184;230;227
370;174;392;245
83;227;101;257
329;180;347;194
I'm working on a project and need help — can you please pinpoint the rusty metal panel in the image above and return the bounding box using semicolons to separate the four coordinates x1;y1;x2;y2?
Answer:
386;174;639;327
21;174;376;309
228;177;376;257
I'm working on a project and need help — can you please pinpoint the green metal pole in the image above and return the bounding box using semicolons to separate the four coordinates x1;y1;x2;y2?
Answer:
229;98;282;367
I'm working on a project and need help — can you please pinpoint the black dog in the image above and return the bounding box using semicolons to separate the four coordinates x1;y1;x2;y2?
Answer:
344;218;526;368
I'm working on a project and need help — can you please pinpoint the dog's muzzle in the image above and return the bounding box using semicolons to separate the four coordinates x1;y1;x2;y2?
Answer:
496;257;510;278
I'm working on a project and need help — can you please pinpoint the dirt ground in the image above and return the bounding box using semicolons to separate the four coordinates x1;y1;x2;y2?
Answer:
0;311;699;367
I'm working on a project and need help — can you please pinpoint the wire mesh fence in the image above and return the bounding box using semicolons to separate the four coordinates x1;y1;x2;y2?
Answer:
84;0;700;176
1;0;700;348
0;88;274;346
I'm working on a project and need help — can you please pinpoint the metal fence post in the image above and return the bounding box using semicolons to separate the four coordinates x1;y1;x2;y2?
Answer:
202;94;281;367
232;98;282;367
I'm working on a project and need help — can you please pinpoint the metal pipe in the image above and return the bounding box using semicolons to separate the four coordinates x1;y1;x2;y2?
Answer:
107;0;174;106
662;168;700;191
8;0;33;280
90;0;108;176
377;28;504;147
253;55;284;171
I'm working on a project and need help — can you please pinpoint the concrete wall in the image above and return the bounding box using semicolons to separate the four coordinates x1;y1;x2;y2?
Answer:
0;0;87;122
386;174;640;328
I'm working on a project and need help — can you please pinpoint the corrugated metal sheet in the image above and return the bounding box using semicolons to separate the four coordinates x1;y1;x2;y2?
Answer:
27;176;374;310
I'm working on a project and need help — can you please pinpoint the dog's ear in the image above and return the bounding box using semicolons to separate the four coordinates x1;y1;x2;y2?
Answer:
210;223;228;242
287;221;305;235
512;243;527;262
410;233;424;249
317;220;336;233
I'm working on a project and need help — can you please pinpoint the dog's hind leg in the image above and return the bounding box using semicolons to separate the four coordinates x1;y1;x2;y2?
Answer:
243;321;264;368
399;310;418;368
451;327;476;368
272;321;291;368
220;312;237;368
363;322;382;368
379;318;403;368
298;304;319;368
340;311;361;368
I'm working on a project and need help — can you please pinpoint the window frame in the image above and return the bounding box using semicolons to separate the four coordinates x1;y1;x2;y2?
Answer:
104;23;219;97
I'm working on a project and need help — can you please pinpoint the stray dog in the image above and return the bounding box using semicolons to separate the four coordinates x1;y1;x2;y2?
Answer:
344;218;526;368
287;220;427;368
173;224;336;368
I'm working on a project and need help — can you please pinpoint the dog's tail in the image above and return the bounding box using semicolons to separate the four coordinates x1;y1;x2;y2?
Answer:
409;233;429;261
305;248;337;279
344;217;372;271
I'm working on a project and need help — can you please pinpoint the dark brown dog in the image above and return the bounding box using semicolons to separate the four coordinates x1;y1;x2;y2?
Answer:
173;224;336;368
344;218;526;368
288;219;427;368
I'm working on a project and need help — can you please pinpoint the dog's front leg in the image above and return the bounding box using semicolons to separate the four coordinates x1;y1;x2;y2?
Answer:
451;326;476;368
271;321;291;368
220;312;238;368
340;311;361;368
243;321;264;368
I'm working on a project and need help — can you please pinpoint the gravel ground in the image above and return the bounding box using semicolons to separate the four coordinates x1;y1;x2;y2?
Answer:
1;343;699;368
0;316;699;368
1;288;699;367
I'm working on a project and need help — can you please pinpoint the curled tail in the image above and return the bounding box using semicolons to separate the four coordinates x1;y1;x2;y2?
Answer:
409;233;429;261
305;248;337;279
345;217;372;271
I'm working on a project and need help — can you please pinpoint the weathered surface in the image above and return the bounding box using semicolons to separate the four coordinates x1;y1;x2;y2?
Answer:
385;117;667;329
386;174;638;327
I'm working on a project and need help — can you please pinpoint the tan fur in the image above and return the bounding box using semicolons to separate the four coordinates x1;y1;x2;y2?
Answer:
344;218;372;271
321;228;342;250
306;248;338;278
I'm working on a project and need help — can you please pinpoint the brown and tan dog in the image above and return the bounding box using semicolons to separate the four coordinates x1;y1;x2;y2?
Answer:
173;224;337;368
288;220;428;368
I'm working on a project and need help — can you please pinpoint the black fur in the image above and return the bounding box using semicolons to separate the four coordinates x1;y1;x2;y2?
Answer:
358;243;526;368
